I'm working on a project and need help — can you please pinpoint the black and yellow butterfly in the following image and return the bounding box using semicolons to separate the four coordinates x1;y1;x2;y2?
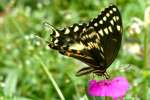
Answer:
48;5;122;77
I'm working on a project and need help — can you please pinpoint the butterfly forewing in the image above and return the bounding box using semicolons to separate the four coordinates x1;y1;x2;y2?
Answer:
48;5;123;76
49;23;87;50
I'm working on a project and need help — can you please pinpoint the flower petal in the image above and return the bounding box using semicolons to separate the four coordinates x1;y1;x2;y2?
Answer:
88;76;129;99
110;76;129;98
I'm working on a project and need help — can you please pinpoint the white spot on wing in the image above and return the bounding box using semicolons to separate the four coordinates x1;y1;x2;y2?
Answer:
82;36;86;40
116;16;119;21
99;20;103;24
96;34;100;40
55;31;60;37
64;28;70;34
98;29;104;37
106;13;110;17
85;34;89;39
100;47;104;52
103;16;107;21
54;44;58;46
110;20;114;25
100;53;104;59
89;34;93;38
104;28;109;35
74;26;79;32
108;26;112;32
117;25;121;31
83;28;86;32
94;23;98;27
54;39;58;43
113;16;119;22
96;38;100;43
113;8;117;12
110;10;113;14
113;16;116;21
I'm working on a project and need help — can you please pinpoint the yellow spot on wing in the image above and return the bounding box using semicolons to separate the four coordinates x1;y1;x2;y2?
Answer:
66;52;71;56
77;50;80;54
69;43;85;50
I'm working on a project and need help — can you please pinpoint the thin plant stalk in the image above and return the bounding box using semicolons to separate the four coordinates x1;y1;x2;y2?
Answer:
143;6;150;100
144;7;150;68
143;25;149;100
143;26;149;68
35;55;65;100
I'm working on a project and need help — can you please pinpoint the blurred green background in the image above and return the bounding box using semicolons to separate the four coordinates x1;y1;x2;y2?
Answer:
0;0;150;100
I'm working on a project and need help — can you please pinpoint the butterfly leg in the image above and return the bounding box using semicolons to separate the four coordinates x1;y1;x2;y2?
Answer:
76;66;95;76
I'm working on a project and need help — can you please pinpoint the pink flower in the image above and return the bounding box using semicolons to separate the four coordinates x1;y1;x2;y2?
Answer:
88;76;129;100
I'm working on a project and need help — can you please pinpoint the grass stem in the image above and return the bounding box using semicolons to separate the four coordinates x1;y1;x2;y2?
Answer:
143;25;149;68
35;55;65;100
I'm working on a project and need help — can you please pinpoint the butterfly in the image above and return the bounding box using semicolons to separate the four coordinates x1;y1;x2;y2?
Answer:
48;5;123;77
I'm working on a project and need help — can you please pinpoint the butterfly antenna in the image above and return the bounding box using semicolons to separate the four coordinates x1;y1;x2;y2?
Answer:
43;21;59;44
121;64;131;72
31;33;48;43
43;21;57;32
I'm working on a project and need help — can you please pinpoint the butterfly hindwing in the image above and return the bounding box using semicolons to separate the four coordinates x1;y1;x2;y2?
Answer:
98;5;122;67
79;5;122;68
